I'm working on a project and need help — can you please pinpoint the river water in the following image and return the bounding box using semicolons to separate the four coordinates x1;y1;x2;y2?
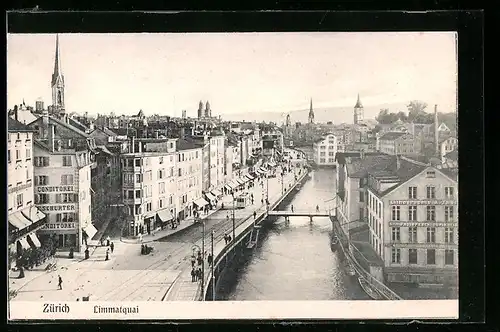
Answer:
217;168;371;300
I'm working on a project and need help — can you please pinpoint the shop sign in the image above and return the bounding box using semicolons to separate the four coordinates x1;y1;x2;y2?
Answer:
388;222;458;227
37;186;74;193
389;200;456;206
8;183;31;194
38;204;76;212
42;222;77;230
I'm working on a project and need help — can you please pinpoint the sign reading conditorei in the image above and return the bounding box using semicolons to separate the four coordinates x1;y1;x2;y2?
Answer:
37;186;74;193
42;222;77;230
389;200;457;206
38;205;75;212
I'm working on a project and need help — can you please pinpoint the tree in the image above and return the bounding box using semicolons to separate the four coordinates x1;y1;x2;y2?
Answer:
407;100;428;122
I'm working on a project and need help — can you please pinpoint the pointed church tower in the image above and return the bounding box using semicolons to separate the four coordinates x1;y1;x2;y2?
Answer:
198;100;204;119
354;93;364;124
205;101;211;118
51;34;65;115
308;98;314;124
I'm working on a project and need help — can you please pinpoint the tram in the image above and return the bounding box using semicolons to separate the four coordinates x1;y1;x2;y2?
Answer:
235;192;251;209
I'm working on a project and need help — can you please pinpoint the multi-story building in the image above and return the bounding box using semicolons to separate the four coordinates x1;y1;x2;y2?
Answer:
28;114;96;252
120;137;204;236
208;132;226;191
367;162;458;285
376;132;421;156
313;133;338;166
438;136;458;164
8;118;47;263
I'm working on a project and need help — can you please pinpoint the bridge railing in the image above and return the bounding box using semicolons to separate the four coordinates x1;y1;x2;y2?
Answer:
268;209;331;215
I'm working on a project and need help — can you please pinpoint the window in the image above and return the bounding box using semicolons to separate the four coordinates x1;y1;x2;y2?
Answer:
320;158;325;163
408;249;418;264
16;193;24;207
61;174;74;185
408;227;418;243
62;156;72;166
320;152;325;156
158;168;165;179
8;150;11;163
159;156;164;164
391;227;401;242
26;149;31;159
135;159;141;167
56;193;76;203
359;191;364;202
408;186;417;199
445;206;454;222
134;204;141;215
16;150;21;161
56;213;75;223
408;205;417;221
35;194;49;204
178;168;182;176
426;170;436;178
159;199;163;208
426;249;436;265
128;190;134;199
445;187;454;199
136;190;141;198
391;206;401;221
391;248;401;264
136;174;142;183
445;249;454;265
146;202;152;212
445;227;454;244
159;182;166;194
426;206;436;221
36;175;48;185
426;186;436;199
426;227;436;243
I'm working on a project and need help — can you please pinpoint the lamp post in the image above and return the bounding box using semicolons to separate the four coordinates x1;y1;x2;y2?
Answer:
211;230;215;301
281;171;284;194
200;217;205;301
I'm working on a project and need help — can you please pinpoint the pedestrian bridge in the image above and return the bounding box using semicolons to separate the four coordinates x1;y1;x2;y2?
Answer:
267;210;331;218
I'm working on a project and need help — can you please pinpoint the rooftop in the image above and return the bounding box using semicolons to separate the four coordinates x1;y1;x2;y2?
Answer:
378;131;408;141
8;117;33;132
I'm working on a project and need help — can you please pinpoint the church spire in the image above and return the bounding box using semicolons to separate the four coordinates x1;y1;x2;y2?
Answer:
308;98;314;124
51;34;65;113
354;93;363;108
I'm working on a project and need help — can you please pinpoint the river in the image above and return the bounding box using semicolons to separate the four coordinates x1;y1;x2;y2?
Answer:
217;168;371;300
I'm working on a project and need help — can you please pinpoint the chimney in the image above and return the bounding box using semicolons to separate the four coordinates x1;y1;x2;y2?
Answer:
434;104;439;154
48;124;55;152
396;154;401;170
180;127;185;139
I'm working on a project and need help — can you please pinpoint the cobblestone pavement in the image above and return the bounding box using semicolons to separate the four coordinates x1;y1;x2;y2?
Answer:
10;166;304;302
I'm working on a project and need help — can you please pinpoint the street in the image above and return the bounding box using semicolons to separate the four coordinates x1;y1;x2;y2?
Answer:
10;167;300;302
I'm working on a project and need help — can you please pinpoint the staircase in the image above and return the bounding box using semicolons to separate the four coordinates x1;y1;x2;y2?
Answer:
246;225;261;249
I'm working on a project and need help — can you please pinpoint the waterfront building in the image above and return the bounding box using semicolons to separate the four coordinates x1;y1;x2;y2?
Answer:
8;118;47;263
28;114;96;252
119;137;204;236
313;134;338;166
366;160;458;285
376;131;421;156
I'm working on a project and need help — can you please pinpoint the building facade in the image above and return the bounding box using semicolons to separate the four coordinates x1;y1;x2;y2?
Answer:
313;134;338;166
376;132;420;156
8;118;47;262
29;115;96;252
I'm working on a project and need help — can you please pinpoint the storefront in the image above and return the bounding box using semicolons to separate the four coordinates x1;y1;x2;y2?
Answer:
204;192;217;208
193;197;209;212
157;208;175;228
211;189;223;199
37;203;79;251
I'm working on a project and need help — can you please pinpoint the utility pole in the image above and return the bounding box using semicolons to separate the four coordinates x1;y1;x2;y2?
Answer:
266;174;269;212
201;219;205;301
211;230;215;301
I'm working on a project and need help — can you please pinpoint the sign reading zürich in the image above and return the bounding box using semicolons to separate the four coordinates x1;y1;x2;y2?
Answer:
389;200;457;205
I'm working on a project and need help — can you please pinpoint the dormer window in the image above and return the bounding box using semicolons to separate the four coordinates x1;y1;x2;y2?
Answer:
426;170;436;178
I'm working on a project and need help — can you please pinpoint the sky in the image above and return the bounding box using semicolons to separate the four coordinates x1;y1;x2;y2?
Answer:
7;32;458;118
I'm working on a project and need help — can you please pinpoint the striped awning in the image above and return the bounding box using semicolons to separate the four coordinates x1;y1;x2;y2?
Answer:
18;237;30;250
9;212;32;231
211;189;222;197
245;174;255;180
157;209;174;222
268;162;277;167
259;167;268;173
236;178;246;185
225;184;235;191
27;233;42;248
205;192;216;201
193;197;209;207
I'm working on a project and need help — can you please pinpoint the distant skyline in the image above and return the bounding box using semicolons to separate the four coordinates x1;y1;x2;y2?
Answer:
7;32;457;119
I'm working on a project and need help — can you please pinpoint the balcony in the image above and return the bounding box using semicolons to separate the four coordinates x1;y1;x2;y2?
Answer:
123;197;143;205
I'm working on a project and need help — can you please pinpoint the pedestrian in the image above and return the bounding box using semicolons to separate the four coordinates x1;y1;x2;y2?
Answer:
105;248;110;261
261;198;264;205
207;253;213;266
106;236;111;247
110;242;114;253
291;205;294;213
58;275;63;290
198;268;203;281
228;235;232;242
191;269;196;282
191;255;196;267
197;255;203;266
316;205;320;212
253;211;257;220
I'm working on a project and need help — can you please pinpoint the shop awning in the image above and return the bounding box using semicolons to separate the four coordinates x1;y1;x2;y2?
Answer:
84;224;98;240
236;178;246;185
205;192;217;201
260;167;268;173
245;174;255;180
225;184;234;191
18;237;30;250
268;162;277;167
211;189;222;197
193;198;209;207
229;180;239;187
8;212;32;231
27;233;42;248
157;209;174;222
22;206;46;223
